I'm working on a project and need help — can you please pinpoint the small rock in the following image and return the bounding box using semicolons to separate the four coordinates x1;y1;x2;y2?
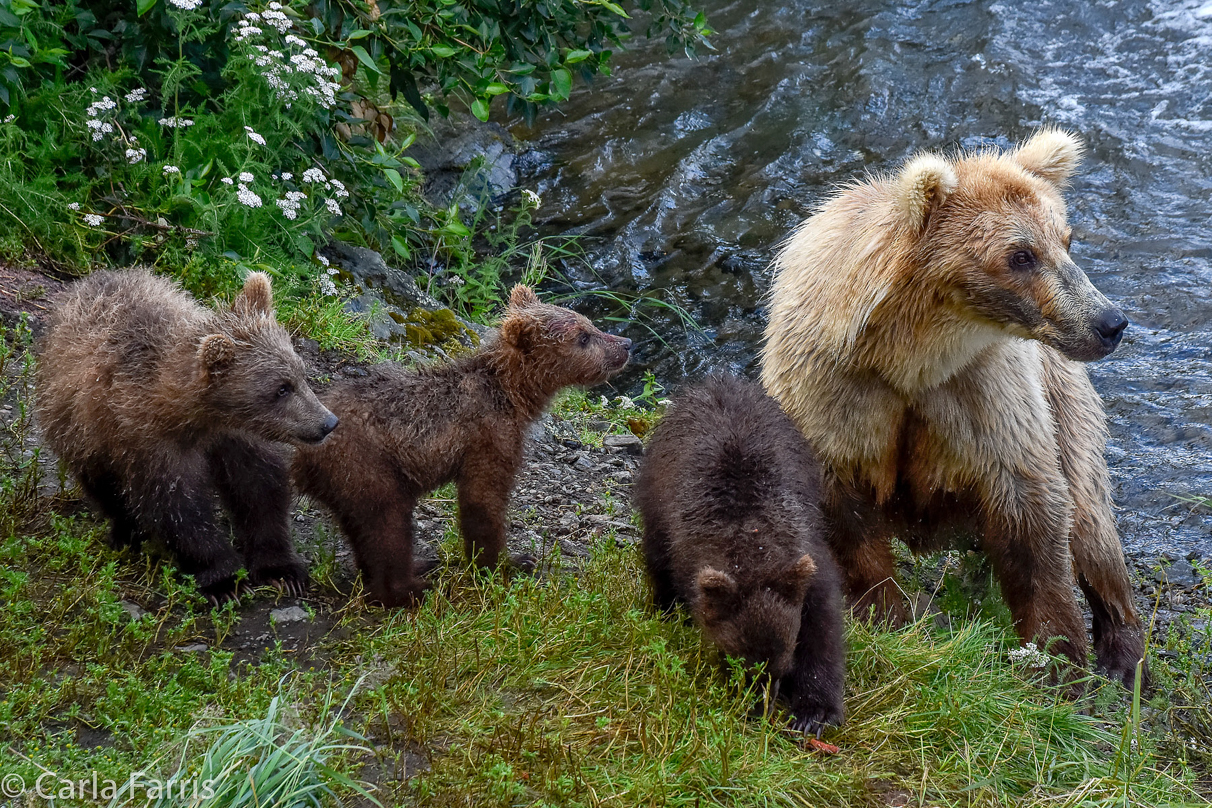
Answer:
120;600;148;621
604;434;644;456
294;514;306;523
573;453;596;471
177;643;208;653
586;420;613;433
270;606;310;625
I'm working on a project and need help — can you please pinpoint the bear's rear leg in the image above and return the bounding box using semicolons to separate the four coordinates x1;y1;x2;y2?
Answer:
832;534;907;627
641;523;680;614
78;467;143;550
208;434;308;596
340;497;429;607
130;455;243;604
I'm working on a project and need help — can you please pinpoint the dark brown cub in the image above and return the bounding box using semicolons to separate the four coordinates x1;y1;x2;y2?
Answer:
636;375;846;736
292;285;631;607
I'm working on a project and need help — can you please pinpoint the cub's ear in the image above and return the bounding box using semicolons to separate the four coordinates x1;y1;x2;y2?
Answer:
234;271;274;317
198;333;237;378
500;314;538;353
772;553;818;601
509;284;540;309
894;153;957;232
696;566;737;602
1012;128;1083;186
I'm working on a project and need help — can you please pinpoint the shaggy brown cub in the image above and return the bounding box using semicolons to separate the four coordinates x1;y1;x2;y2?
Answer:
293;285;631;607
36;269;337;603
636;376;845;736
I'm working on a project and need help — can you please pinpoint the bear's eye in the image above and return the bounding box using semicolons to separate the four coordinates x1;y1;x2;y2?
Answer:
276;383;293;399
578;332;591;348
1009;250;1037;270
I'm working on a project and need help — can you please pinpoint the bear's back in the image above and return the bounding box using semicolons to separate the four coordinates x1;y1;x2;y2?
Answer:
638;376;824;584
36;269;211;458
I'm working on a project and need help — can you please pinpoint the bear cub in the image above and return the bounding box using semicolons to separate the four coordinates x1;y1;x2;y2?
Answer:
292;285;631;607
36;269;337;603
636;375;845;736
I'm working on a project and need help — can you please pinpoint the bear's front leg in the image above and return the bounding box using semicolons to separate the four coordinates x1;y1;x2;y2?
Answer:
129;450;243;604
457;473;512;571
980;481;1089;676
208;434;308;596
781;575;847;737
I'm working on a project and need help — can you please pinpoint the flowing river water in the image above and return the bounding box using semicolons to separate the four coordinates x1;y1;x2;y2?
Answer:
509;0;1212;559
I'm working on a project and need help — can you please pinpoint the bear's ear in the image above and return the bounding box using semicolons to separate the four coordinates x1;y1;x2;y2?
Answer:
500;314;538;354
1012;129;1083;186
696;566;737;603
234;272;274;317
894;153;957;232
198;333;237;378
509;284;540;309
772;553;817;601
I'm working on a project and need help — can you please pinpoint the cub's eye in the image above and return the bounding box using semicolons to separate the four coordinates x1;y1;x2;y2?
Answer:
276;384;292;399
578;332;591;348
1009;250;1037;270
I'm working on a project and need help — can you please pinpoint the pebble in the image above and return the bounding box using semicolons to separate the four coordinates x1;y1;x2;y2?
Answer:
120;600;147;621
603;434;643;455
271;606;310;624
176;643;208;653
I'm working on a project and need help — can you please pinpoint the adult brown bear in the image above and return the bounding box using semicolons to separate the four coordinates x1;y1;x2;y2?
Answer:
761;130;1145;686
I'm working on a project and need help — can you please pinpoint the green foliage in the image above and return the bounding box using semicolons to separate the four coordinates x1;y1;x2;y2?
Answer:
0;0;709;338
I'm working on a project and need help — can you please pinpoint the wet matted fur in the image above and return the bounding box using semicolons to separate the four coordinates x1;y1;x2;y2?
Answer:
636;375;845;735
761;130;1146;687
36;269;337;601
292;285;631;607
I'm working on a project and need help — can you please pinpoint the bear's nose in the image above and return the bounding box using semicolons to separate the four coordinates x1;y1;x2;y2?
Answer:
320;412;339;436
1094;308;1128;349
620;337;633;352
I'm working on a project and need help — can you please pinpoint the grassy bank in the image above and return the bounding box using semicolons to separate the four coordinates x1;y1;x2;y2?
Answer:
0;318;1206;807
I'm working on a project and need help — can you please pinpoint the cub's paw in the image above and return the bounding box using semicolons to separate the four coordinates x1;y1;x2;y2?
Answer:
200;577;242;609
787;700;844;739
509;553;539;574
250;561;310;598
371;577;431;609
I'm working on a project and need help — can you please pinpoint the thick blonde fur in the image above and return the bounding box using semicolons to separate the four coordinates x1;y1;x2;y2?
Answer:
761;131;1145;687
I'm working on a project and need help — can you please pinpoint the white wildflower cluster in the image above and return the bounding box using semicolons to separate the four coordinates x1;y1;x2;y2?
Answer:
2;114;15;123
85;93;117;141
168;0;203;9
230;4;341;109
236;183;263;208
1007;642;1051;668
317;254;329;267
162;165;181;175
319;275;338;296
324;197;341;216
523;189;542;208
221;177;234;185
159;116;195;128
275;190;307;220
238;171;255;183
302;167;325;184
244;126;266;146
124;88;147;104
125;146;147;164
614;395;636;410
83;213;104;227
67;202;81;211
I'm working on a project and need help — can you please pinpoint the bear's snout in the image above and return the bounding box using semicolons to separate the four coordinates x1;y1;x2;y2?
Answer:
607;335;632;369
1093;308;1128;354
320;412;339;437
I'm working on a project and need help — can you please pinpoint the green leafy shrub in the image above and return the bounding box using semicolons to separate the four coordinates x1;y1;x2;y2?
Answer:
0;0;709;328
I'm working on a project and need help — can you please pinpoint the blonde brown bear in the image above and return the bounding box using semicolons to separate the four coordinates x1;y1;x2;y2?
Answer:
761;130;1146;686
